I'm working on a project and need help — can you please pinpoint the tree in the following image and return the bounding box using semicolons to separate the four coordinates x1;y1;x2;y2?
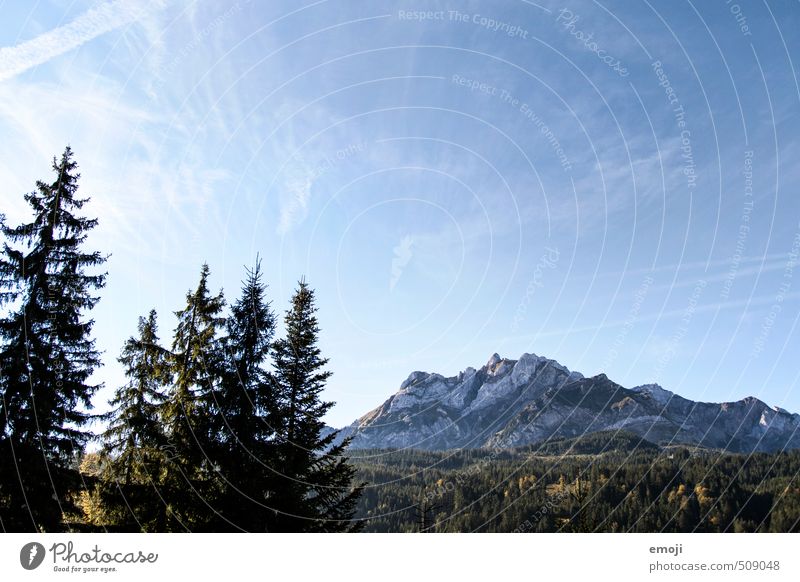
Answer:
103;310;169;484
98;310;170;530
270;279;363;532
160;264;225;530
415;497;441;532
0;147;107;531
213;258;278;531
677;491;701;532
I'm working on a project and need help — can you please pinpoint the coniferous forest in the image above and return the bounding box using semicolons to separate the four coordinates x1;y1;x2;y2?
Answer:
350;436;800;533
0;148;362;532
1;150;800;533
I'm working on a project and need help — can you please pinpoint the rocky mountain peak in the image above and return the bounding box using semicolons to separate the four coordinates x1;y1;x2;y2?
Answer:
631;383;675;406
486;352;503;367
399;370;429;390
340;351;800;453
484;352;509;376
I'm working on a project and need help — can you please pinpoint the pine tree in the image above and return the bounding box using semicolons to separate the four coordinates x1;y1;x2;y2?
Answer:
160;264;225;530
103;310;169;484
0;147;107;532
677;492;701;532
213;258;278;531
98;310;170;530
270;280;363;532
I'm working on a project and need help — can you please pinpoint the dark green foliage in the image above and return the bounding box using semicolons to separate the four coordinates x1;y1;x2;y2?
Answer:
0;148;106;532
350;443;800;532
98;310;170;531
160;264;226;531
81;268;364;532
269;280;363;532
103;310;169;484
212;259;278;531
524;430;661;456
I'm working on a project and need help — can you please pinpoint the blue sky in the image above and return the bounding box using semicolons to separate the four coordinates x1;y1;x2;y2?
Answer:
1;0;799;427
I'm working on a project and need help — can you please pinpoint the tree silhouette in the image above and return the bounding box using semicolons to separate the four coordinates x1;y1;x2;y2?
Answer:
0;147;106;531
213;259;279;531
160;264;225;531
99;309;170;531
269;280;363;532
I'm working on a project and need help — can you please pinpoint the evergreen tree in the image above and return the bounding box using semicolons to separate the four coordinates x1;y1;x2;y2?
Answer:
0;147;106;532
270;280;363;532
103;310;169;484
677;492;701;532
214;258;278;531
99;310;170;530
160;264;225;530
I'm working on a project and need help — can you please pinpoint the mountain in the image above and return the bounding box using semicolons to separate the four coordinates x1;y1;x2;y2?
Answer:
340;353;800;453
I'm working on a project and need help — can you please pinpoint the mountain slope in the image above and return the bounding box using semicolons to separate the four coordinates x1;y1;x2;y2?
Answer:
341;353;800;453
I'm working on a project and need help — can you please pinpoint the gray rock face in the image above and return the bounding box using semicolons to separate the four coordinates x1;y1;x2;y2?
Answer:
341;353;800;453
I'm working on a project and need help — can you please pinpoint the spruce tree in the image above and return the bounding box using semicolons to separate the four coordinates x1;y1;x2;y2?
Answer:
214;259;278;531
270;280;363;532
0;147;106;532
99;310;170;530
160;264;225;530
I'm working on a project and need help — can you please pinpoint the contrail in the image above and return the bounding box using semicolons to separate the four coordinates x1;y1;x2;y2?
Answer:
0;0;167;82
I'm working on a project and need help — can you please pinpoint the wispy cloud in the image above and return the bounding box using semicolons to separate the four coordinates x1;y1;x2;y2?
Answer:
278;173;312;235
0;0;167;82
390;235;415;291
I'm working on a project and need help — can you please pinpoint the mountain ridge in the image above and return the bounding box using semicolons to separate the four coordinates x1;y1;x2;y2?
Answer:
339;352;800;453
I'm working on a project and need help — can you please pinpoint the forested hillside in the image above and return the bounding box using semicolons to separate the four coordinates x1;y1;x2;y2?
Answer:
351;436;800;532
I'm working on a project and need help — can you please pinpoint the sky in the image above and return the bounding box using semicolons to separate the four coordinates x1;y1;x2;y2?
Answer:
0;0;799;428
